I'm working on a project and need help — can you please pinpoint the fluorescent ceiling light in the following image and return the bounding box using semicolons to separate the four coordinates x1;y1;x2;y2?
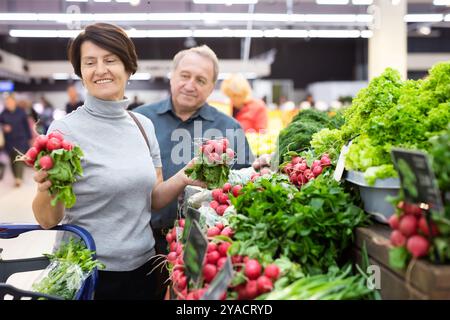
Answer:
66;0;88;2
360;30;373;38
263;29;308;37
193;0;258;4
146;30;193;37
193;29;264;37
0;12;373;23
10;28;370;39
9;29;81;37
305;14;358;22
308;29;360;38
53;73;79;80
0;13;38;20
130;73;151;80
433;0;450;5
93;0;112;2
316;0;349;4
404;14;443;22
218;72;258;80
352;0;373;4
445;14;450;21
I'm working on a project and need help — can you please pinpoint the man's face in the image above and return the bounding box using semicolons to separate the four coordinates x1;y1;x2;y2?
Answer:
170;53;215;114
5;96;16;111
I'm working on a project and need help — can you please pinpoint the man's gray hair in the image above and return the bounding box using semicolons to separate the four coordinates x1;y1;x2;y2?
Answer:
172;45;219;83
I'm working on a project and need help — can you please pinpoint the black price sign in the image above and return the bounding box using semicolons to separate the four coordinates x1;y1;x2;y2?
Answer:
182;207;201;243
391;148;444;213
201;256;234;300
183;220;207;284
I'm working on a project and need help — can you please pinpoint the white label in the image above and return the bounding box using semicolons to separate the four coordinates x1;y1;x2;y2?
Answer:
333;141;352;182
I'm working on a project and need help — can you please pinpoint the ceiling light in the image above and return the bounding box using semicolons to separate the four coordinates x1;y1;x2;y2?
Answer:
404;14;443;22
9;28;371;39
9;30;81;37
193;0;258;4
308;29;360;38
130;73;151;80
433;0;450;5
352;0;373;4
360;30;373;38
116;0;141;4
218;72;257;80
52;73;79;80
263;29;308;37
0;12;374;23
316;0;349;4
418;25;431;35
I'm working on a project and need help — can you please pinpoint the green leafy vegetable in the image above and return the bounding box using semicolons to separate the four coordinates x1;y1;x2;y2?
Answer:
32;238;104;300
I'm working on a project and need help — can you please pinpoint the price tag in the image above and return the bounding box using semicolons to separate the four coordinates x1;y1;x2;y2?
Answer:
201;256;234;300
391;148;444;214
333;141;352;182
182;207;201;243
183;220;207;284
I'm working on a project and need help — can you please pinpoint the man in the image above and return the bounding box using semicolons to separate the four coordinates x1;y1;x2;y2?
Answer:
134;45;253;297
65;85;84;114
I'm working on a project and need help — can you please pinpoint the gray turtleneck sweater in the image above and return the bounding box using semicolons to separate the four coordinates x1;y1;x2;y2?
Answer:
48;94;161;271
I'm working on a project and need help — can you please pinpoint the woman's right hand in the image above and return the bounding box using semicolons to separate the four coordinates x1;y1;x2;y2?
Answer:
34;170;52;192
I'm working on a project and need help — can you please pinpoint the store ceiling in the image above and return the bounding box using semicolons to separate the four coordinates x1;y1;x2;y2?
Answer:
0;0;448;37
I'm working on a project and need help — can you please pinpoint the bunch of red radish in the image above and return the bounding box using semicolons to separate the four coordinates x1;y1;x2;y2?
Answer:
230;257;280;300
209;182;243;216
23;132;74;170
166;219;185;266
282;154;331;188
250;167;272;183
389;201;439;258
199;138;235;165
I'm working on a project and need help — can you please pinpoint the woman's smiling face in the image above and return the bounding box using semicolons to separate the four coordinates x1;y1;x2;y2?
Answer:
80;40;129;101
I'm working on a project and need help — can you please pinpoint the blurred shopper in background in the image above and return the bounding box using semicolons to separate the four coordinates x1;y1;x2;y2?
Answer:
127;95;143;110
135;45;254;299
221;73;268;133
31;23;203;300
38;96;55;133
65;84;84;114
17;98;39;144
0;94;32;187
278;95;296;111
299;93;315;110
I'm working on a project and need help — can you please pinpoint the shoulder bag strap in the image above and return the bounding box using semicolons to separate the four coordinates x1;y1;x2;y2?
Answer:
128;111;151;154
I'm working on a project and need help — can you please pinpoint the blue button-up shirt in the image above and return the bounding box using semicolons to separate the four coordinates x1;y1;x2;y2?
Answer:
134;97;254;229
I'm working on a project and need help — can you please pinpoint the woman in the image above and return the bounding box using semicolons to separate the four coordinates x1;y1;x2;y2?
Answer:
0;94;32;187
32;23;203;300
220;73;268;133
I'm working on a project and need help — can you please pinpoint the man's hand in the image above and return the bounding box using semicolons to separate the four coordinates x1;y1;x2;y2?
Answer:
2;124;12;133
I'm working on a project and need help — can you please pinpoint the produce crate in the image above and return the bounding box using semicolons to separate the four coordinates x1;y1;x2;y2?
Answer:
345;170;400;223
353;223;450;300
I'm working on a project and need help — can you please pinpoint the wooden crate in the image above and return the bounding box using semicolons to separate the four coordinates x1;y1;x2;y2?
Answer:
353;223;450;300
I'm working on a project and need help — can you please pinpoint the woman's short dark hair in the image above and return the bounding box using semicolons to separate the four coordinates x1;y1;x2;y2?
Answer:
68;23;138;78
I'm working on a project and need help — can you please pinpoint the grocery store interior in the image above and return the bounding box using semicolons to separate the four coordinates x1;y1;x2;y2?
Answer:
0;0;449;301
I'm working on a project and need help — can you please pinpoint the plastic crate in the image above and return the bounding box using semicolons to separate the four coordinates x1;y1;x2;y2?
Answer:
0;224;98;300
